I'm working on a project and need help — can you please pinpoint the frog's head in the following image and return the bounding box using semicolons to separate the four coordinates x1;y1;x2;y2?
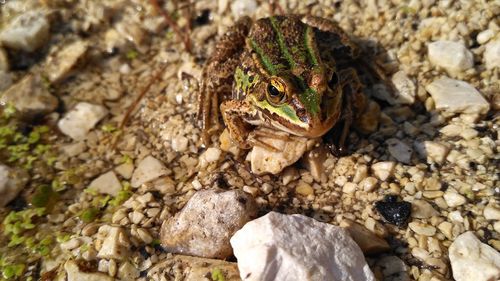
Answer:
239;16;344;138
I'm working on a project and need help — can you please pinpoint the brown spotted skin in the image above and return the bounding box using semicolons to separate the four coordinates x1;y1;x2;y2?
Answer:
197;15;368;152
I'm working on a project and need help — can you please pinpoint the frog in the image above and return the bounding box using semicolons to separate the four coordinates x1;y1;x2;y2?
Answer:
197;15;369;155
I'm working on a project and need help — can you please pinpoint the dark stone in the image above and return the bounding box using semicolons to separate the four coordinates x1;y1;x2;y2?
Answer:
375;196;411;227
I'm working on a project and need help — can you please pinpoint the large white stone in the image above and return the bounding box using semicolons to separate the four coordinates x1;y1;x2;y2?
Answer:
161;189;257;259
414;140;450;164
449;231;500;281
0;164;29;207
428;41;473;73
426;77;490;115
58;102;108;140
230;212;375;281
0;11;50;52
484;39;500;70
1;74;58;119
131;155;168;187
88;171;122;196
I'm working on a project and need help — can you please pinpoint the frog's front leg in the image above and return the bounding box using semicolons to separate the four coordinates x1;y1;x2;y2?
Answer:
197;17;252;146
220;100;255;149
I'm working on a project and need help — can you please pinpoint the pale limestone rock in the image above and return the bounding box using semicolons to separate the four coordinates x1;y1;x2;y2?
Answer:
426;77;490;116
0;11;50;52
60;142;87;157
1;74;58;119
449;231;500;281
301;145;328;182
250;130;317;175
230;212;375;281
0;164;29;207
161;189;257;259
428;41;473;73
443;190;467;207
58;102;108;140
386;71;416;105
484;204;500;221
386;138;412;164
484;39;500;70
131;155;168;187
97;226;129;260
148;255;240;281
231;0;257;17
411;199;439;219
117;261;139;281
46;40;89;83
371;161;396;181
88;171;122;196
199;147;222;167
408;222;436;236
65;260;114;281
414;141;450;164
340;219;390;255
114;162;134;180
477;29;495;44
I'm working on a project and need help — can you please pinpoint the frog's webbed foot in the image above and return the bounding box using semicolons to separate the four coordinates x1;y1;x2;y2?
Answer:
197;17;253;146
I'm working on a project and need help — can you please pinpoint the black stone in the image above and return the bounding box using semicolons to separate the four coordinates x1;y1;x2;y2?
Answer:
375;197;411;227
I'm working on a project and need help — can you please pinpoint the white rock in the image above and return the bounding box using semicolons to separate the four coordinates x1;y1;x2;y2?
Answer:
88;171;122;196
0;164;29;207
443;190;467;207
386;138;412;164
426;77;490;116
250;130;317;175
371;161;395;181
0;70;12;91
484;39;500;70
414;141;450;164
342;182;357;194
199;147;221;167
483;204;500;221
45;40;89;83
428;41;473;73
231;0;257;17
60;141;87;157
449;231;500;281
477;29;495;44
65;260;114;281
390;71;416;105
58;102;108;141
0;11;50;52
117;261;140;281
115;162;134;180
131;155;168;188
1;74;58;119
0;47;9;71
171;136;189;152
230;212;375;281
161;189;257;259
301;145;328;182
340;219;390;254
408;222;436;236
97;226;129;260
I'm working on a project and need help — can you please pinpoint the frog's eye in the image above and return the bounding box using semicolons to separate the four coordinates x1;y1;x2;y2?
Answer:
266;79;287;106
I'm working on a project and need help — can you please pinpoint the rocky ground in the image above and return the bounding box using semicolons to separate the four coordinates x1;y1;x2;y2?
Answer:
0;0;499;280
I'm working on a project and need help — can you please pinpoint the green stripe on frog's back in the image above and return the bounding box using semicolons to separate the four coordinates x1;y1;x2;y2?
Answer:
269;16;297;69
249;39;277;75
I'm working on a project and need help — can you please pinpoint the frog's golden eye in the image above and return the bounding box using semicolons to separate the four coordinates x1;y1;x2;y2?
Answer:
266;79;287;106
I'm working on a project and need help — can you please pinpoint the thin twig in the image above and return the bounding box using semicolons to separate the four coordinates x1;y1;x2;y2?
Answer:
149;0;192;53
118;63;168;131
